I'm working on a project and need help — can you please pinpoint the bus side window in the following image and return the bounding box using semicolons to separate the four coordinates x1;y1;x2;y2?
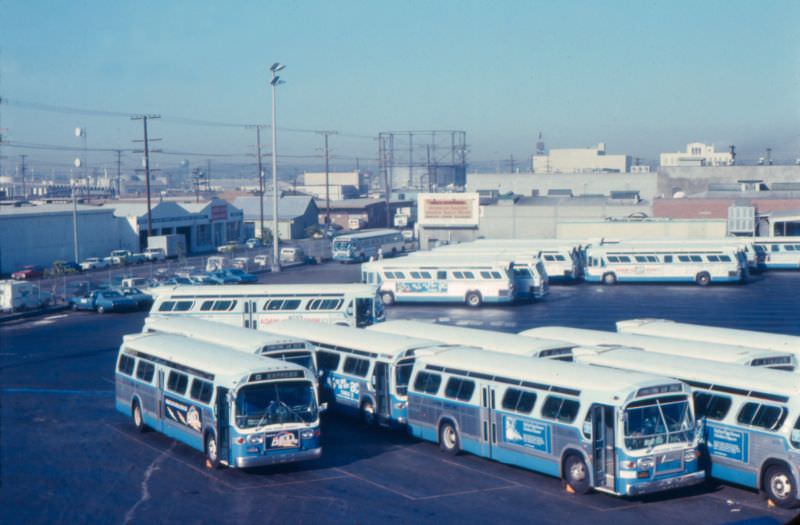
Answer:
167;371;189;395
692;392;731;420
158;301;176;312
437;271;447;280
118;354;136;375
413;371;442;395
664;255;673;263
135;360;155;383
791;417;800;449
190;379;214;404
343;357;370;377
316;350;341;372
444;378;476;402
541;396;580;423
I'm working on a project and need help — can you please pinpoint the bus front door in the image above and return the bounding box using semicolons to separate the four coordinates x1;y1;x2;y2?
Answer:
242;300;257;329
479;386;497;457
590;404;616;490
372;361;390;423
216;387;230;465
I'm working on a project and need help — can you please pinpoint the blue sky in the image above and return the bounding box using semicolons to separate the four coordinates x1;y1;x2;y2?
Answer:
1;0;799;172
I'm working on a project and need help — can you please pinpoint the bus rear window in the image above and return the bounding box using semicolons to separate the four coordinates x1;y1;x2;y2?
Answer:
118;354;135;375
541;396;580;423
413;371;442;395
167;371;189;395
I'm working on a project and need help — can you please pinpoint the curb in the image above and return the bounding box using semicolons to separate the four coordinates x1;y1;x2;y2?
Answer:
0;305;70;324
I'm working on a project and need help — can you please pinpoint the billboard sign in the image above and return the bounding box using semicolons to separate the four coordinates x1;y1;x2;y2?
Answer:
417;192;479;227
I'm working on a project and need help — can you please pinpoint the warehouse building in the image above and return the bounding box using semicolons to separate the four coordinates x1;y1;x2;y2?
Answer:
233;195;319;240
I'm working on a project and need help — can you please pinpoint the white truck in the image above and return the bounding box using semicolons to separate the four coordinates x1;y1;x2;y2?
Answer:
147;234;186;259
0;280;52;313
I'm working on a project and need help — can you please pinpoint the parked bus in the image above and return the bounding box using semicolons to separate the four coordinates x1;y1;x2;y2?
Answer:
751;237;800;270
446;241;582;282
332;229;406;263
115;333;322;468
406;346;704;496
143;316;318;376
617;318;800;356
583;245;743;286
472;238;589;270
361;257;516;307
563;346;800;508
599;239;759;274
519;326;796;370
406;252;548;300
369;320;576;360
148;284;384;328
263;320;447;426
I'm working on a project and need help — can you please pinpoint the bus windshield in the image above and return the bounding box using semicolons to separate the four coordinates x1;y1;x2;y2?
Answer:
356;297;375;327
235;380;317;428
624;395;693;450
333;240;351;251
264;351;316;375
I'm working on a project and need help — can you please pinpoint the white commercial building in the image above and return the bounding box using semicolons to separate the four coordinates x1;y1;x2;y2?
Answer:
302;171;367;193
660;143;733;167
532;143;631;173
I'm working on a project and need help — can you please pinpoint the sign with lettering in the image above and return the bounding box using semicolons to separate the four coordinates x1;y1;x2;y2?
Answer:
417;192;479;227
503;415;551;453
707;424;748;463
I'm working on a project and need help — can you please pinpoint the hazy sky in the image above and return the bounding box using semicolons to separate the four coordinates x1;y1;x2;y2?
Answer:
1;0;799;173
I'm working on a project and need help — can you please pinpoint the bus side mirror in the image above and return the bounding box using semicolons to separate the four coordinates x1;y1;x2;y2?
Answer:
319;402;328;413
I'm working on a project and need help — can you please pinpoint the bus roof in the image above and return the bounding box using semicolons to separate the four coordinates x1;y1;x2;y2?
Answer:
617;318;800;355
406;252;537;263
519;326;794;366
334;229;400;241
417;346;684;404
143;316;312;353
121;333;309;386
363;257;513;270
369;321;575;357
586;245;735;255
150;284;378;298
264;319;446;359
572;346;800;399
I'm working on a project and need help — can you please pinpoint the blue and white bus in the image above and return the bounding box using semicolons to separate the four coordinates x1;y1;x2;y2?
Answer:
406;346;704;496
264;320;446;426
369;320;576;360
751;237;800;270
565;346;800;508
440;241;581;282
583;245;743;286
617;318;800;356
520;326;796;370
149;284;385;328
143;316;318;376
115;333;322;468
361;257;516;307
406;252;548;300
332;229;405;263
599;239;759;274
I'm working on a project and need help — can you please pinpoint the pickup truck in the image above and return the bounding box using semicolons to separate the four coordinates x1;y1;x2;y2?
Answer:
80;257;110;271
143;248;166;262
68;290;138;314
109;250;133;265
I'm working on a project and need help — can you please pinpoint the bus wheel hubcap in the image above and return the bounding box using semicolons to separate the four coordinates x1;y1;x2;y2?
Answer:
444;428;456;448
134;407;141;425
208;439;217;461
772;474;791;498
570;462;585;481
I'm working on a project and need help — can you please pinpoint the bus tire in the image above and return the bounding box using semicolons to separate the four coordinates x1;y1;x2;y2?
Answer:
381;292;395;306
205;431;221;469
563;454;591;495
465;292;482;307
602;273;617;285
764;464;799;508
439;421;460;455
360;400;376;427
695;272;711;286
132;400;146;433
97;305;106;314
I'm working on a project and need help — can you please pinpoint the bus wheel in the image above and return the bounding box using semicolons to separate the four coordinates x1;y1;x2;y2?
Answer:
381;292;394;306
132;401;146;433
360;401;376;427
764;465;799;508
439;421;460;455
564;454;591;494
695;272;711;286
465;292;482;307
602;273;617;285
205;432;221;469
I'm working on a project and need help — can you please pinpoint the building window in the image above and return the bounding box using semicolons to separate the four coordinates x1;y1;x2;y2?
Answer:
196;224;211;246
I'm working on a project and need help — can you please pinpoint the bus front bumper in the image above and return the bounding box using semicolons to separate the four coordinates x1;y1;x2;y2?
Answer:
624;470;705;496
235;447;322;468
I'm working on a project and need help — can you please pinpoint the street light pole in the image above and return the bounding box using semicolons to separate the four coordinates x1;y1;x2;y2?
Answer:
270;63;285;272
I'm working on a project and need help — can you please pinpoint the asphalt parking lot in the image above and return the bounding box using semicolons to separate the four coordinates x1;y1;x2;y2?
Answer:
2;264;799;524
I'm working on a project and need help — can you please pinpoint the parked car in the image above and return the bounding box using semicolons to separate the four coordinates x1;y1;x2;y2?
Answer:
217;241;243;253
109;250;134;265
143;248;166;262
253;254;271;268
190;274;218;285
224;268;258;283
50;260;82;275
121;277;155;289
116;287;154;310
205;270;241;284
129;253;147;265
156;276;194;287
11;265;45;280
80;257;110;271
232;257;250;270
68;290;138;314
245;238;262;249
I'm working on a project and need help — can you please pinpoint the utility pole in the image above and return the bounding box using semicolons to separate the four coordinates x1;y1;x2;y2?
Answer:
509;154;515;173
131;115;161;238
246;124;268;240
316;130;337;229
206;159;212;191
19;154;27;198
426;145;432;192
113;149;123;198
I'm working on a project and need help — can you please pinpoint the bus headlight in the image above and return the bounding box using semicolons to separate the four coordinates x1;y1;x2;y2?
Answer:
684;449;700;462
637;457;654;470
301;429;319;439
247;434;264;445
